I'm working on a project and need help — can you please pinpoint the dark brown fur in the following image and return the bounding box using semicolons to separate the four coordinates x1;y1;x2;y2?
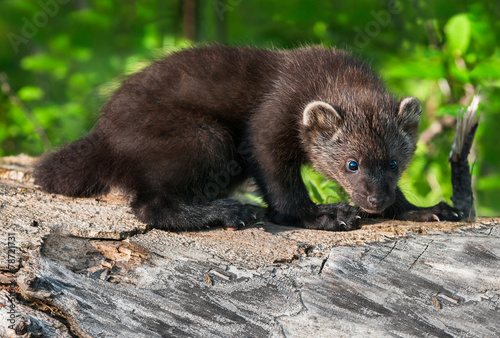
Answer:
34;46;461;231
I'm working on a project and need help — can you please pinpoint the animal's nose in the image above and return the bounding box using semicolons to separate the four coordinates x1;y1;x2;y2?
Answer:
367;194;390;209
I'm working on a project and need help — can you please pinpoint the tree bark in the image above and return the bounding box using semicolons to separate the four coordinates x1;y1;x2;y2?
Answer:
183;0;197;40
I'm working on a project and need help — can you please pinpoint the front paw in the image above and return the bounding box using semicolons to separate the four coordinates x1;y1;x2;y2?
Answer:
218;201;262;229
430;202;463;221
305;203;361;231
399;202;463;222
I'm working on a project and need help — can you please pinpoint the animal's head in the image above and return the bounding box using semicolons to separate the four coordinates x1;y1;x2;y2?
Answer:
301;97;421;213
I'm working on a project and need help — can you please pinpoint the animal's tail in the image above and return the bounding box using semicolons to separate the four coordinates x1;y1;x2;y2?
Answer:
33;130;114;197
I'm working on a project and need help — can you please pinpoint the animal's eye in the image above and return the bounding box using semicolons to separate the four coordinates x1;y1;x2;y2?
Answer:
347;160;359;172
389;160;398;171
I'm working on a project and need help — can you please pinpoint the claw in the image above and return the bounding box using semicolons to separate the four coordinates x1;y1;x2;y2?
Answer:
339;221;346;227
239;220;246;227
452;212;459;218
355;216;362;220
432;214;440;222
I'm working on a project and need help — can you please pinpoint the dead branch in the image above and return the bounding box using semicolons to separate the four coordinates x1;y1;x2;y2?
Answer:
449;95;480;219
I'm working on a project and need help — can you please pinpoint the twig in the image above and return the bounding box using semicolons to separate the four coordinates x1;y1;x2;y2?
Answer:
0;72;51;151
449;95;480;219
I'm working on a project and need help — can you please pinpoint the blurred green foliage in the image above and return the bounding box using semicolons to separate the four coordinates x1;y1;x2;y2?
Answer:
0;0;498;215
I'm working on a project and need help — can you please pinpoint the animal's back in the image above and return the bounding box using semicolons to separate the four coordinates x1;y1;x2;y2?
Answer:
101;46;282;128
34;46;282;198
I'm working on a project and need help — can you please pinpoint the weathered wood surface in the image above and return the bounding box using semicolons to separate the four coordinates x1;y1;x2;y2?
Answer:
1;156;499;337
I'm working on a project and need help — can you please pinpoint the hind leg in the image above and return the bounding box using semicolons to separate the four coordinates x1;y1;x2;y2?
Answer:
112;111;256;231
132;193;258;231
131;161;258;230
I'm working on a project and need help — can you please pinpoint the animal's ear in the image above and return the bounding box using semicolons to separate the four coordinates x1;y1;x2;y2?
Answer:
302;101;341;129
398;96;421;136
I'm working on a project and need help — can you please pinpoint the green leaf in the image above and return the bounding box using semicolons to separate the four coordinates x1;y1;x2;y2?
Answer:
309;182;326;203
18;86;43;101
444;14;471;56
470;60;500;80
476;176;500;191
435;104;465;117
301;165;344;204
243;192;267;207
68;73;91;99
313;21;327;38
382;61;445;79
20;54;68;78
448;59;470;83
